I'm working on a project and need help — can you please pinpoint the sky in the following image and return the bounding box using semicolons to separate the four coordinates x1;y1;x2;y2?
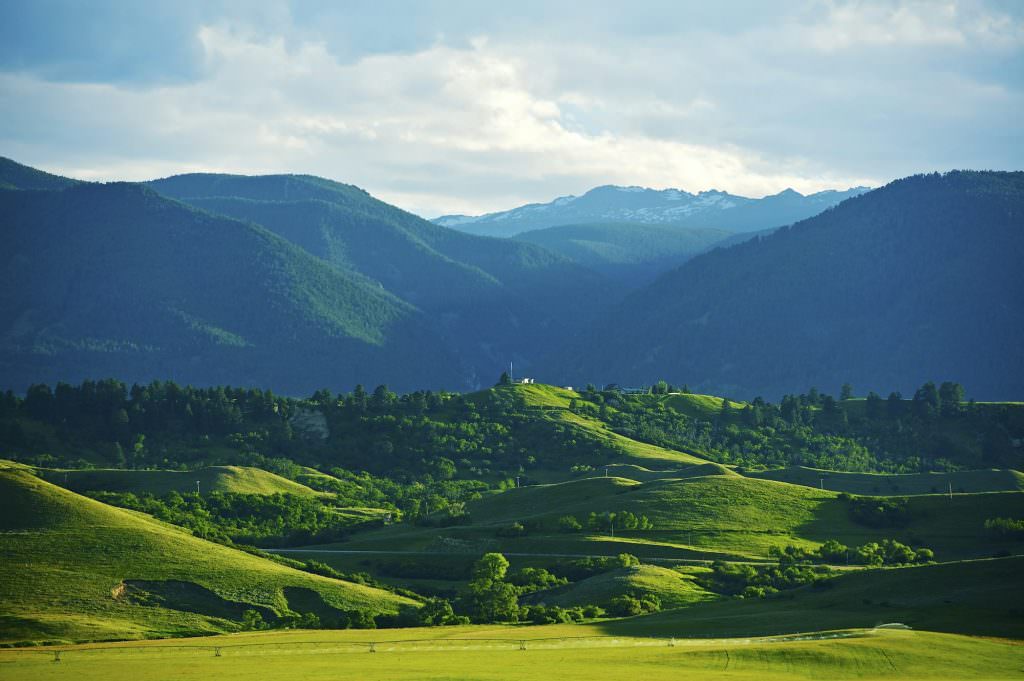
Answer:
1;1;1021;218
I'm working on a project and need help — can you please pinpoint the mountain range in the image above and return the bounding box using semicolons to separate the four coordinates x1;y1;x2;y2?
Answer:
549;171;1024;399
434;184;870;238
1;157;1021;399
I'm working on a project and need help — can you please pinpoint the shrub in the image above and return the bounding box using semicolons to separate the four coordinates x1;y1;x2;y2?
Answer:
557;515;583;532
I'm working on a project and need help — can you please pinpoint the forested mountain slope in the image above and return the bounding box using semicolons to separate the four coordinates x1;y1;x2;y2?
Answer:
0;181;460;393
552;172;1024;400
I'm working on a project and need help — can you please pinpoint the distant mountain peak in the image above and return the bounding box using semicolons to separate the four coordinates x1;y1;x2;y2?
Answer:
434;183;869;237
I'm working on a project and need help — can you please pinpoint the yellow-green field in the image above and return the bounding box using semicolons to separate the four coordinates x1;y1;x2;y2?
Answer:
0;627;1019;680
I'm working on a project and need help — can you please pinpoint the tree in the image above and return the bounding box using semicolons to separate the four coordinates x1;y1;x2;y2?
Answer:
886;392;904;418
242;609;266;630
472;552;510;583
840;383;853;401
939;382;965;416
912;382;940;419
465;553;518;623
865;391;883;419
497;372;512;386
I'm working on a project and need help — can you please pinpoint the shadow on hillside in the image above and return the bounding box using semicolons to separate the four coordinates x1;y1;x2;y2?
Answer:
121;579;276;623
283;587;353;627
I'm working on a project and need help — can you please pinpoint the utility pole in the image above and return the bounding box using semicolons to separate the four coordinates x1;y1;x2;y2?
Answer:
196;480;201;495
515;476;520;489
819;478;824;490
948;481;953;500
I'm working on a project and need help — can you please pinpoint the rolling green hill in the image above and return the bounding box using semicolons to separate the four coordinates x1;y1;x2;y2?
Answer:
745;466;1024;495
333;471;1024;561
528;564;716;609
604;556;1024;640
0;468;413;645
36;465;320;497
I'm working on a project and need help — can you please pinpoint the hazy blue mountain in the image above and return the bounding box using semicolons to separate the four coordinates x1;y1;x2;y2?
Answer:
548;171;1024;400
435;184;870;237
148;172;617;386
513;222;735;285
0;179;462;394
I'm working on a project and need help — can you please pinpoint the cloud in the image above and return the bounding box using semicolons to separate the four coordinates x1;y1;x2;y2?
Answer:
0;1;1020;217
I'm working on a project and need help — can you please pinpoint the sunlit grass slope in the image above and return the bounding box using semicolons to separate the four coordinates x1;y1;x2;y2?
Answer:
0;469;413;645
477;384;710;467
745;465;1024;495
335;473;1024;561
604;556;1024;640
531;564;716;609
36;465;320;497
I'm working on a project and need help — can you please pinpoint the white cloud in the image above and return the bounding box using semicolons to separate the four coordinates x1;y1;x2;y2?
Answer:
2;2;1020;218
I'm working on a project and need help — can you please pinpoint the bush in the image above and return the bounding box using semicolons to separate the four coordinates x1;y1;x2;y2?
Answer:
557;515;583;532
496;522;527;537
605;593;661;617
848;497;910;527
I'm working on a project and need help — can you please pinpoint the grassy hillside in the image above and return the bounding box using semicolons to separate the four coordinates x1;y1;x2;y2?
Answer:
36;465;320;497
661;392;748;419
334;471;1024;561
473;384;711;468
529;564;716;609
0;468;413;645
746;466;1024;495
604;556;1024;640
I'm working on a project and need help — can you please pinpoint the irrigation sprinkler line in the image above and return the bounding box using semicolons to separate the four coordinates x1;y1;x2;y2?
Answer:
2;629;872;662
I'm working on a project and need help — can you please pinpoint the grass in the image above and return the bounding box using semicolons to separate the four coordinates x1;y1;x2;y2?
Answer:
480;384;710;467
0;469;413;645
326;472;1024;562
746;466;1024;495
602;556;1024;640
661;392;748;419
528;564;717;609
34;465;320;497
0;628;1019;680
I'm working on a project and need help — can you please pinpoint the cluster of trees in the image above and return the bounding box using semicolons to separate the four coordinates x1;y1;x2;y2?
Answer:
773;538;934;567
87;490;375;547
571;380;1016;473
844;496;910;528
703;559;834;599
706;536;935;599
984;517;1024;540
